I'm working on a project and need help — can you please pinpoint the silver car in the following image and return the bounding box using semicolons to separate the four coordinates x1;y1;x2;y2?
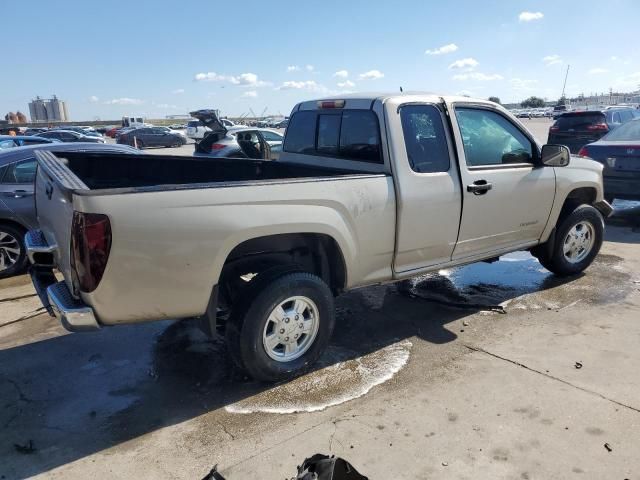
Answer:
0;143;139;277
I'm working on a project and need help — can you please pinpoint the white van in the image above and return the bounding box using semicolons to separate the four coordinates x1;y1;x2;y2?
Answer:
122;116;146;128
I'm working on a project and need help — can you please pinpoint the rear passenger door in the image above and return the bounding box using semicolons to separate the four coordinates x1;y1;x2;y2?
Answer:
449;104;556;259
386;101;463;272
0;158;38;229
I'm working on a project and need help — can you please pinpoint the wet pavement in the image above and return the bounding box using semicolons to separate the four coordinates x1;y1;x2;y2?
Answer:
1;204;640;479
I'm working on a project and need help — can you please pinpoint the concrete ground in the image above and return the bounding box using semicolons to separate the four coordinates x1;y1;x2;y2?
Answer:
1;202;639;479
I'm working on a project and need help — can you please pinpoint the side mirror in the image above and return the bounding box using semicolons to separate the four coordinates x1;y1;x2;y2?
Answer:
541;144;570;167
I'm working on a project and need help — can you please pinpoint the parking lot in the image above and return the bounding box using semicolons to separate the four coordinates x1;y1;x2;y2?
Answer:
1;193;639;478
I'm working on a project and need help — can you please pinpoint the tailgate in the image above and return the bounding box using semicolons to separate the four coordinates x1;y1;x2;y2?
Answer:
34;150;88;292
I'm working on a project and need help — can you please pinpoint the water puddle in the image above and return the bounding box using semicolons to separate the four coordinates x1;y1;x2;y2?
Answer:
225;340;412;414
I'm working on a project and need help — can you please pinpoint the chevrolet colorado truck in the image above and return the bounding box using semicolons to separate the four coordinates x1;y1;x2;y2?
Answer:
26;93;612;381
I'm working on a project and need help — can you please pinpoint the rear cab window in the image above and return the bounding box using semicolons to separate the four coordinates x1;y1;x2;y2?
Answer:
283;109;382;163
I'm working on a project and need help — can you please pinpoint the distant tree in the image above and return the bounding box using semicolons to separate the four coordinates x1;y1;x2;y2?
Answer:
521;96;546;108
488;96;501;104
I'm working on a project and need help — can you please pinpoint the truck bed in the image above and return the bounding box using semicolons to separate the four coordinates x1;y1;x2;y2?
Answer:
39;150;370;193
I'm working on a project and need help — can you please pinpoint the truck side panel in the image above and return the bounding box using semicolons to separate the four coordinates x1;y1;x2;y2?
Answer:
75;175;396;325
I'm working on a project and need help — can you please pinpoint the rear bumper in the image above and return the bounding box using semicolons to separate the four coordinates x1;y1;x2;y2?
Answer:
26;229;100;332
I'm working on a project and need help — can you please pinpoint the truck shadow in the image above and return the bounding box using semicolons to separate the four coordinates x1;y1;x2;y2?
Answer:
0;248;634;478
605;200;640;243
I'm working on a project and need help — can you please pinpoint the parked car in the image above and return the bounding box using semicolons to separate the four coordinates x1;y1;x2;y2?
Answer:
552;105;570;119
192;110;283;158
35;130;106;144
187;117;236;140
117;126;187;149
0;143;139;278
578;118;640;202
548;108;640;153
23;128;48;136
105;127;120;138
27;93;611;381
53;127;103;138
0;135;60;149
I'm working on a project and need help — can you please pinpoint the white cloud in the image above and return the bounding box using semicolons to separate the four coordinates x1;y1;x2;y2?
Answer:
453;72;503;81
510;78;538;90
611;56;618;61
278;80;321;91
88;95;99;103
588;68;608;75
171;88;185;94
613;71;640;89
333;70;349;78
306;65;315;72
425;43;458;55
337;80;355;88
359;69;384;80
287;65;300;72
241;90;258;98
519;11;544;22
449;58;479;70
194;71;269;87
155;103;178;109
542;55;562;66
104;97;143;105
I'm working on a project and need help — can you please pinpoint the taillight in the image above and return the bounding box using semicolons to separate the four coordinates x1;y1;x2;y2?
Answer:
577;147;589;157
586;123;609;131
549;124;559;132
70;212;112;293
211;143;226;150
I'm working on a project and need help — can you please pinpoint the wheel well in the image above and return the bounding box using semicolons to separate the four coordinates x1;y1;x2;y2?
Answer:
560;187;597;219
219;233;346;307
0;219;28;236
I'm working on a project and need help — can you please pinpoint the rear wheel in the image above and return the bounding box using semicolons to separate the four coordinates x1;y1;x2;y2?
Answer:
136;139;145;150
0;224;28;279
225;270;335;382
537;204;604;276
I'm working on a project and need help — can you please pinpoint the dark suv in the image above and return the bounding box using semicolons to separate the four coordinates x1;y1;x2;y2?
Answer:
547;107;640;153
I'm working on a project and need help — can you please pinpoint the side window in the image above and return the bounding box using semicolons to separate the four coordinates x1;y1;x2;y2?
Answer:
316;114;341;155
399;104;451;173
619;110;633;122
283;111;316;154
611;112;622;124
0;139;16;149
339;111;381;163
455;108;535;167
2;159;37;184
61;132;76;140
261;131;283;142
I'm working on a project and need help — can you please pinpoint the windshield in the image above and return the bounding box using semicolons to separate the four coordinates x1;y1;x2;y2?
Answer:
602;119;640;141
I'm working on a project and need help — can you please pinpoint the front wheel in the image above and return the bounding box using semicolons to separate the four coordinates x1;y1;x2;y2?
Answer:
225;271;335;382
537;204;604;276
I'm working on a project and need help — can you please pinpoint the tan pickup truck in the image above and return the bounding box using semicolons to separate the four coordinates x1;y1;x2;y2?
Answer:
26;93;612;381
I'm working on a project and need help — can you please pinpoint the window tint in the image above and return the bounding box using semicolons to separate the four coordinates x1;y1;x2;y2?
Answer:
2;159;37;183
283;110;316;154
151;128;166;134
187;121;201;128
611;112;622;124
556;113;606;130
400;105;450;173
339;111;381;163
317;114;341;155
455;108;534;167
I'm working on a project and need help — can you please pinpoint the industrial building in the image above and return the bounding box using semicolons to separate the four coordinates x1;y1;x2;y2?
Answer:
28;95;69;123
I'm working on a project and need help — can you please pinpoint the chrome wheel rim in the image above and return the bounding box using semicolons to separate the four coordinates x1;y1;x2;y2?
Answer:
563;221;595;264
262;296;319;362
0;230;21;272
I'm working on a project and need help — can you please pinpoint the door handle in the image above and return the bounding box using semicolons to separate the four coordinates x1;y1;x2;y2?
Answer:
6;190;33;198
467;180;492;195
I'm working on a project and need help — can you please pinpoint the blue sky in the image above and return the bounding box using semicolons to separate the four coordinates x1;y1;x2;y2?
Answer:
2;0;638;120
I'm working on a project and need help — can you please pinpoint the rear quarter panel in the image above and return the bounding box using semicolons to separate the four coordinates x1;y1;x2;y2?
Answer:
75;175;396;325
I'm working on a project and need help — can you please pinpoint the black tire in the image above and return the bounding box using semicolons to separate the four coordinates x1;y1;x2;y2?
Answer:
136;139;145;150
0;224;28;279
537;204;604;276
604;194;615;204
225;270;335;382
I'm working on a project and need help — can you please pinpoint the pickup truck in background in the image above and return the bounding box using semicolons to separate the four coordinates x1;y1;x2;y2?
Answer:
26;93;612;381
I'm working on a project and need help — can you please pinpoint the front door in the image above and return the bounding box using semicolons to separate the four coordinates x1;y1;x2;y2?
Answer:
0;158;37;228
449;104;556;259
